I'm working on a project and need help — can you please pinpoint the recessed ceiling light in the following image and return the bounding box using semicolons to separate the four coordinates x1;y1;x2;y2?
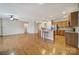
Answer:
50;16;53;18
62;11;66;15
38;3;44;5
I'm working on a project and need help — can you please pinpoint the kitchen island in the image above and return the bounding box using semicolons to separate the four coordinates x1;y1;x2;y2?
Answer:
41;29;54;40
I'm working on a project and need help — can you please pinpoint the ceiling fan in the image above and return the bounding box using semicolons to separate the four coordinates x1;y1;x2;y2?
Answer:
9;15;19;21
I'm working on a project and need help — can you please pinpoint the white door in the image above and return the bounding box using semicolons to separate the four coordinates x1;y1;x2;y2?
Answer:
24;23;28;34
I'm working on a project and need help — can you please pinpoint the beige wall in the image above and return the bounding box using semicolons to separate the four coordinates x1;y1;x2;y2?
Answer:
0;18;1;36
2;17;24;36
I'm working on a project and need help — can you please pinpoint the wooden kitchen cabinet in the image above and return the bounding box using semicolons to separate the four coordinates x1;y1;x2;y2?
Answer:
63;21;69;27
53;20;69;28
54;30;65;36
70;11;78;27
65;32;78;48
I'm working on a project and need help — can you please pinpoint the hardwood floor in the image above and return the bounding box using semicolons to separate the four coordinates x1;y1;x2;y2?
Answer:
0;34;79;55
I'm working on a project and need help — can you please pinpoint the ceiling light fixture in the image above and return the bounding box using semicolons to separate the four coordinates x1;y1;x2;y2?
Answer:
10;15;14;20
38;3;44;5
50;16;53;18
9;15;19;21
62;11;66;15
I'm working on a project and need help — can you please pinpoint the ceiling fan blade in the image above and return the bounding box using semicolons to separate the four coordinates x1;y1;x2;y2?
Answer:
13;18;19;20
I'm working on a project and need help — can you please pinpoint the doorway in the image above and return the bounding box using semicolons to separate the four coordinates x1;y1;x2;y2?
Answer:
24;23;28;34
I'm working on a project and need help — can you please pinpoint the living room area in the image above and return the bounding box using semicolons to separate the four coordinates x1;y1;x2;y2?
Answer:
0;3;79;55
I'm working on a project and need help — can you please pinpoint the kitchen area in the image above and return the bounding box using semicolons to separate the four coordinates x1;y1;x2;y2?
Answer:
65;11;79;48
40;11;79;48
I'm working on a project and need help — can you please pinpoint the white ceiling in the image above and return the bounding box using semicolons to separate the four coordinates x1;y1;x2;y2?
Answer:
0;3;78;22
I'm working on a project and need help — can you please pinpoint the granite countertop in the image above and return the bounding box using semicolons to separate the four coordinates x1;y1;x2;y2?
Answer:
65;31;78;33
